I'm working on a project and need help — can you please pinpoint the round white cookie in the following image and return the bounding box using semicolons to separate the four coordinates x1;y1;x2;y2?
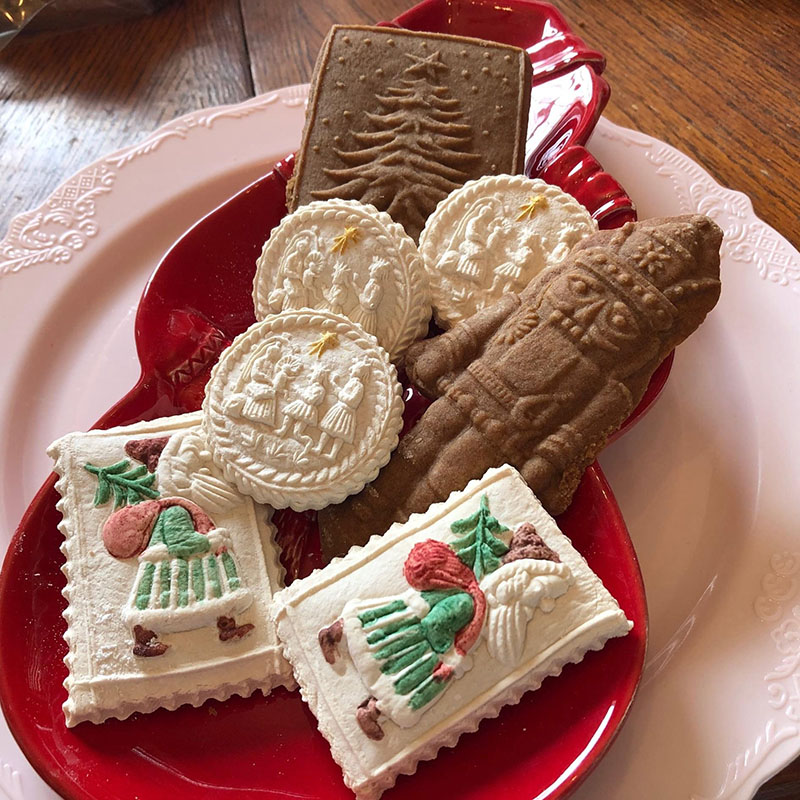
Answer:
419;175;598;328
252;199;431;362
202;309;404;511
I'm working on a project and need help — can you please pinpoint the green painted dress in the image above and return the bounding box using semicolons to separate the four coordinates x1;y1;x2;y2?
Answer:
123;505;252;634
341;587;476;728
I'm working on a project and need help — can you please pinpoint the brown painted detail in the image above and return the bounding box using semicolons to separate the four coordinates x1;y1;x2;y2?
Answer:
124;437;170;472
217;616;255;642
318;618;344;665
502;522;561;564
132;625;169;658
356;696;384;741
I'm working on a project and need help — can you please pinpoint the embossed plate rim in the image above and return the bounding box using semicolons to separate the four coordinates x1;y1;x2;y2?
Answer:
583;118;800;800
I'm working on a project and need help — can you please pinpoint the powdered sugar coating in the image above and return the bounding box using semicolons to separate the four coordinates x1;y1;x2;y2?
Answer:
272;464;631;798
49;412;293;727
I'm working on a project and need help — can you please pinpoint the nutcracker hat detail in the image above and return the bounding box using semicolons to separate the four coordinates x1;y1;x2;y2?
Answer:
403;539;486;656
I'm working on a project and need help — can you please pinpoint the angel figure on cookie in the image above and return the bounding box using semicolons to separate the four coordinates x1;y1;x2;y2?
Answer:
317;495;574;739
324;259;351;315
85;433;255;658
351;257;390;338
224;343;301;429
269;241;308;311
268;226;324;310
438;203;498;281
314;359;370;459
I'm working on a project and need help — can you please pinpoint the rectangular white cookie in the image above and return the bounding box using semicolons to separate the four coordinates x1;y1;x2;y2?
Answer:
49;411;294;726
272;464;632;799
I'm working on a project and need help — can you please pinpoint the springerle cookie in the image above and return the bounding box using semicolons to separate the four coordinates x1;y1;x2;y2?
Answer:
253;199;430;362
287;25;532;241
419;175;597;327
273;464;631;799
49;412;293;726
203;310;403;511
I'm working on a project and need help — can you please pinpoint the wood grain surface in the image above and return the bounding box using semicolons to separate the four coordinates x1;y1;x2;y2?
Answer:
1;0;799;795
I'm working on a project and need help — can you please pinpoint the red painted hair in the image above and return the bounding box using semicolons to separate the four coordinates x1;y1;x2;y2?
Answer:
403;539;486;655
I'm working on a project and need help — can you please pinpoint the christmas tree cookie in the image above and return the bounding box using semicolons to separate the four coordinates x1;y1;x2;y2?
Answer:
49;412;293;726
252;199;430;362
420;175;598;328
272;465;632;799
203;310;404;511
287;25;533;241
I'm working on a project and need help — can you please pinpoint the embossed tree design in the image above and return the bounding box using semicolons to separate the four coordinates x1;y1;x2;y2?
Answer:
84;459;158;508
314;50;480;237
450;494;509;581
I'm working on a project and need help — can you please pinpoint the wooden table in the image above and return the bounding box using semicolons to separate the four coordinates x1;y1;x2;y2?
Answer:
1;0;798;796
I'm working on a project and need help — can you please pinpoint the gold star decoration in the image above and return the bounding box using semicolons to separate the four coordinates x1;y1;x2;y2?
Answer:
308;331;340;358
330;226;361;254
515;195;549;221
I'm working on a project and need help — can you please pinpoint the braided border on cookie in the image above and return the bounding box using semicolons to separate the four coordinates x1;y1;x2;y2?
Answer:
203;309;404;511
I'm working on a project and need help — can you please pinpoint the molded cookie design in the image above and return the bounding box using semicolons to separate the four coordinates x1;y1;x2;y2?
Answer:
319;215;723;560
84;443;253;654
253;199;430;362
48;412;292;726
272;465;630;799
419;175;597;328
203;310;404;511
338;496;574;733
157;428;242;514
287;25;532;241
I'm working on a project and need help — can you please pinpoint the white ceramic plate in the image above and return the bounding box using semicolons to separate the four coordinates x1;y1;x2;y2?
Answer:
1;84;798;800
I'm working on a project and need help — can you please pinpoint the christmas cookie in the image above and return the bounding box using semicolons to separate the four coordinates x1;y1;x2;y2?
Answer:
203;309;404;511
319;214;723;559
419;175;598;328
48;412;293;727
287;25;532;241
273;464;631;799
252;199;430;362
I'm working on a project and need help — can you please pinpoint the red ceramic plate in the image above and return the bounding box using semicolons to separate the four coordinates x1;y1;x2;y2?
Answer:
0;1;657;798
0;462;644;800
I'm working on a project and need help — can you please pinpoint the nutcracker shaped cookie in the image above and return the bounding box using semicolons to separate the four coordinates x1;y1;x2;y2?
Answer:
319;214;723;559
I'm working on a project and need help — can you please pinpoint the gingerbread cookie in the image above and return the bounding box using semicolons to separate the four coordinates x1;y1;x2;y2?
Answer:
420;175;598;327
273;465;631;799
252;199;430;361
203;310;404;511
287;25;532;241
319;214;723;560
48;412;293;726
